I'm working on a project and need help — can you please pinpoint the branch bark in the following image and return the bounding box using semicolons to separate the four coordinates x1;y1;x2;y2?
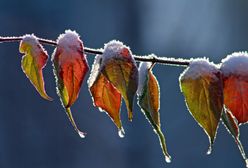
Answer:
0;36;190;67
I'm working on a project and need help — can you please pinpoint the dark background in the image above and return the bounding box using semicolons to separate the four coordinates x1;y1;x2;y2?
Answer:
0;0;248;168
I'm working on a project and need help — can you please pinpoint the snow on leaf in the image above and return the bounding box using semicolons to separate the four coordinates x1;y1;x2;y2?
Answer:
179;58;223;154
88;55;123;136
137;61;171;163
100;40;138;121
19;34;52;101
52;30;89;137
221;52;248;125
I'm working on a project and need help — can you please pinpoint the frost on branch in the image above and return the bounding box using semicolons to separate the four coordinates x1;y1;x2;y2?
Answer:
179;58;223;154
19;34;52;101
52;30;89;138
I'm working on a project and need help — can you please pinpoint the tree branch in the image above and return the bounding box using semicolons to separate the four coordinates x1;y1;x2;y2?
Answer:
0;36;190;67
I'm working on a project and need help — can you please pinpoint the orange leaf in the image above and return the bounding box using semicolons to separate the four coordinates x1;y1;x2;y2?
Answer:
52;30;89;137
88;55;124;137
221;52;248;125
19;34;52;100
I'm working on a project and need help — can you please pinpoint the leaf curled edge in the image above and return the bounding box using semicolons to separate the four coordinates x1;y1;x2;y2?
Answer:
179;59;223;154
19;34;52;100
137;61;171;163
52;30;89;137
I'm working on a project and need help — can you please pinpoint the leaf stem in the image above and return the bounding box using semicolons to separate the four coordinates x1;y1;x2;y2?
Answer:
0;36;190;67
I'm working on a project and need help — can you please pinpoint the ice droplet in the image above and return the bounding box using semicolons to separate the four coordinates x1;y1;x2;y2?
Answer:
118;128;125;138
206;146;212;155
165;156;171;163
78;131;86;138
245;159;248;168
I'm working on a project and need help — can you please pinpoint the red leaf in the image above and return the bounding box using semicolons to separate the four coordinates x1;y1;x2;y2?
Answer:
221;52;248;125
52;30;89;137
52;30;89;108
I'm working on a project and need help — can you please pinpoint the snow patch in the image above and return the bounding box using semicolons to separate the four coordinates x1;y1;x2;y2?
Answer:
21;34;48;56
180;58;219;80
56;30;83;51
22;34;39;44
137;61;152;95
221;52;248;77
101;40;134;65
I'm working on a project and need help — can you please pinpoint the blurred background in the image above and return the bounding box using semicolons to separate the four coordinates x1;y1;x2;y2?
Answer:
0;0;248;167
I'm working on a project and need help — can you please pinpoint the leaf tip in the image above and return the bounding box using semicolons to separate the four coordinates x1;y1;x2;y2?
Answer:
165;155;172;163
42;94;53;101
78;131;86;138
128;112;133;122
245;159;248;168
118;127;125;138
206;144;213;155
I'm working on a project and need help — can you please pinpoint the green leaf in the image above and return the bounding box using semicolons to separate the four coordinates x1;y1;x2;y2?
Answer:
100;40;138;121
179;59;223;154
19;34;52;101
137;62;171;163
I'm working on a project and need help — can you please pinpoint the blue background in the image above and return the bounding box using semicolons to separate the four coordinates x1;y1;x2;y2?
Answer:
0;0;247;168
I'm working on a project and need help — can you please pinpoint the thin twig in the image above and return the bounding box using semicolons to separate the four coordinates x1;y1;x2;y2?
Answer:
0;36;190;67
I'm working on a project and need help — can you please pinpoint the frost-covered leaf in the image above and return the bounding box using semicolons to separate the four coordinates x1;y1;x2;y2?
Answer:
137;62;171;163
179;59;223;154
88;55;124;137
222;108;248;167
100;40;138;121
52;30;89;137
19;34;52;100
221;52;248;125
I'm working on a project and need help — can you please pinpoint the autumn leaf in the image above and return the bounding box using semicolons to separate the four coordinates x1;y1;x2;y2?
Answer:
137;61;171;163
100;40;138;121
179;59;223;154
88;55;124;137
52;30;89;138
221;52;248;125
19;34;52;100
